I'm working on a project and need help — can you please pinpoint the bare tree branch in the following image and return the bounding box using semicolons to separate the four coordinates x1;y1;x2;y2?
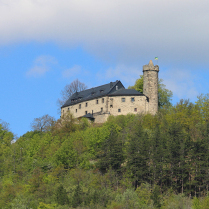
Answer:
57;79;87;108
31;114;56;132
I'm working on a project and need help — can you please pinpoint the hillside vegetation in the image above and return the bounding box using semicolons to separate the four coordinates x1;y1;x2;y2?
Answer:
1;95;209;208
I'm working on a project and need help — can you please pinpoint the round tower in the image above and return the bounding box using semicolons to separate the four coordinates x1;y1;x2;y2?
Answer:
143;60;159;115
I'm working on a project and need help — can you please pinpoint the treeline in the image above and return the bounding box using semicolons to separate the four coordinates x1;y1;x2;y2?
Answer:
1;95;209;208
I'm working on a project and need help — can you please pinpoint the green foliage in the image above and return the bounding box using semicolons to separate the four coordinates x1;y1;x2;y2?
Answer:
128;75;144;93
3;96;209;207
97;124;124;173
56;185;69;206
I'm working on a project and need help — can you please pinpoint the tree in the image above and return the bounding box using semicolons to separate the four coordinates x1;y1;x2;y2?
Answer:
31;114;55;132
58;79;87;107
56;185;69;206
128;75;173;108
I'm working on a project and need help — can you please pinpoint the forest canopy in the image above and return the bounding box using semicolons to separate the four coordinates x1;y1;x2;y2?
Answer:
1;94;209;208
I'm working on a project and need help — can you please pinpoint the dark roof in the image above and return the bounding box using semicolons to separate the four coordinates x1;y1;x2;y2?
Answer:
62;80;124;108
108;88;143;96
61;80;144;108
80;113;95;119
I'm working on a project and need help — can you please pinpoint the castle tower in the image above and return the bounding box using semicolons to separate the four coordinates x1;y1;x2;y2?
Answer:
143;60;159;115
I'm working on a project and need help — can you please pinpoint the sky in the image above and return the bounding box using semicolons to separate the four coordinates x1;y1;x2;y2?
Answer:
1;0;209;137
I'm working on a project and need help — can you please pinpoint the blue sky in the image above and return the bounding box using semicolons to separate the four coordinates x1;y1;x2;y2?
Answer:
1;0;209;137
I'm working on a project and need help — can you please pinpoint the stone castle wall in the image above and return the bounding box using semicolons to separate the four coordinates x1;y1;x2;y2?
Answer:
62;95;148;121
108;95;148;116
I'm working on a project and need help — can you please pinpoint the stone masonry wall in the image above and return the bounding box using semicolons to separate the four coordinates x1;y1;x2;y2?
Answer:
108;95;148;116
61;96;108;118
61;94;148;121
143;60;159;115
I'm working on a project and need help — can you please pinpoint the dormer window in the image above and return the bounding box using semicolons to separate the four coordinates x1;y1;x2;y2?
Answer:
116;85;118;90
100;90;104;93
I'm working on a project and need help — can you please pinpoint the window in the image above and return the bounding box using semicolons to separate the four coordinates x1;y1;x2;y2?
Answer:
116;85;118;90
79;104;81;109
76;109;77;113
110;105;113;108
63;110;64;114
85;111;87;115
100;90;104;93
68;108;69;111
134;108;137;112
121;98;125;102
131;97;135;102
96;100;99;104
102;98;104;103
101;107;103;112
118;109;121;112
85;102;88;107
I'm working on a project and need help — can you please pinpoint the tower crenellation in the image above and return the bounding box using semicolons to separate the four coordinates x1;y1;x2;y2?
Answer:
143;60;159;115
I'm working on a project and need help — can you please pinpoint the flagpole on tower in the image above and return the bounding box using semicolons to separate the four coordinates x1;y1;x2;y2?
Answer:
155;57;158;65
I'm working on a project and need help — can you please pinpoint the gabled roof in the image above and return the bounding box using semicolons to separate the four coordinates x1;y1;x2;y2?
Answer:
108;88;143;96
62;80;125;108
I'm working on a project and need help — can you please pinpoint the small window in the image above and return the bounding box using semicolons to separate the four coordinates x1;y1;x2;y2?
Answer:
121;98;125;102
110;105;113;108
131;97;135;102
85;111;87;115
85;102;88;107
102;98;104;103
100;90;104;93
118;109;121;112
134;108;137;112
116;85;118;90
68;108;69;111
79;104;81;109
96;100;99;104
76;109;77;113
101;107;103;112
63;110;64;113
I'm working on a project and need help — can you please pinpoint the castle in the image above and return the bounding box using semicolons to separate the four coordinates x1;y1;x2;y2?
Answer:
61;60;159;122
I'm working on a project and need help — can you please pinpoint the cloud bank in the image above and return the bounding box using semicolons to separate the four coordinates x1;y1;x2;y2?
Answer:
1;0;209;64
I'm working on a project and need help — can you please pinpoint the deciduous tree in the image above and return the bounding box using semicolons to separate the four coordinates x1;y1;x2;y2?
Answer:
31;114;55;132
58;79;87;108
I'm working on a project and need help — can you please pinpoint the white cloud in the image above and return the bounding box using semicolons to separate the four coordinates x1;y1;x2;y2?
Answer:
97;64;141;87
26;55;57;77
161;68;200;101
62;65;81;78
1;0;209;65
